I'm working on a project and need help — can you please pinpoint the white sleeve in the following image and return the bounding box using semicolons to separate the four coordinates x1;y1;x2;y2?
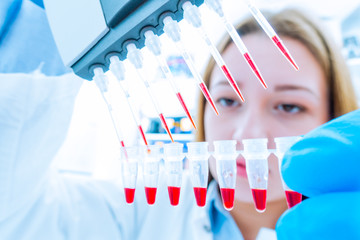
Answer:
0;72;82;220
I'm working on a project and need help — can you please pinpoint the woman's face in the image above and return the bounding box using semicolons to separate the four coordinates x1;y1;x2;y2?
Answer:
204;34;329;203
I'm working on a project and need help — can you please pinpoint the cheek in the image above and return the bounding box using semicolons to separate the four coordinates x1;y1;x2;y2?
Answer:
204;105;235;142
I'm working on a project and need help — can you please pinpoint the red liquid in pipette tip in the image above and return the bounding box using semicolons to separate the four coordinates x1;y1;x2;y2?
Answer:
138;125;148;146
251;189;267;213
159;113;174;142
199;83;219;115
193;187;207;207
176;92;196;129
220;188;235;210
124;188;135;204
243;53;267;89
145;187;157;205
285;190;302;208
271;36;299;71
168;186;181;206
220;65;245;102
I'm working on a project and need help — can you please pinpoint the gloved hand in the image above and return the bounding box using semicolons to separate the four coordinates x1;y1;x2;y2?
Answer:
276;110;360;239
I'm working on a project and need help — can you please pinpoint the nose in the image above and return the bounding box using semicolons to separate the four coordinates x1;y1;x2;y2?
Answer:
232;108;271;147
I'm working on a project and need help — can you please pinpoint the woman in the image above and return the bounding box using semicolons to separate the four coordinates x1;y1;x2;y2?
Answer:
195;8;357;239
1;4;358;240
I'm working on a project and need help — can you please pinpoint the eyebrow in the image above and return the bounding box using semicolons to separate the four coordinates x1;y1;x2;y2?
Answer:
274;84;316;96
213;80;241;88
212;81;317;96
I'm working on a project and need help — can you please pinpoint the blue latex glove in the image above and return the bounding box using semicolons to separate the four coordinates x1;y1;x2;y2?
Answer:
276;110;360;239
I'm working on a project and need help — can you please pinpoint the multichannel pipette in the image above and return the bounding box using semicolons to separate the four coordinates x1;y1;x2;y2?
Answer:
182;1;245;102
92;67;126;148
109;55;149;146
126;43;174;142
204;0;267;89
163;16;219;116
246;1;299;70
144;30;196;129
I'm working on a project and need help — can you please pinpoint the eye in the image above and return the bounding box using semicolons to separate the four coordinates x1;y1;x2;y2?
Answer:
276;104;305;114
217;97;240;107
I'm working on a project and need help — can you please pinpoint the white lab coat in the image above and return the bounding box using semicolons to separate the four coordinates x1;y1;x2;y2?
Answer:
0;72;277;240
0;72;214;240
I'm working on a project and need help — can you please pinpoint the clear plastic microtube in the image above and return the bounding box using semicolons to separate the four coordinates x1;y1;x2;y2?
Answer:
120;146;140;204
92;67;126;148
274;136;303;208
187;142;210;207
246;0;299;70
162;16;219;116
204;0;267;88
182;1;245;102
142;145;162;205
213;140;238;210
163;143;185;206
242;138;269;213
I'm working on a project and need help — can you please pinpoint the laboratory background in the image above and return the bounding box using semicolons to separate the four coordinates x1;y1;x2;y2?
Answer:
53;0;360;179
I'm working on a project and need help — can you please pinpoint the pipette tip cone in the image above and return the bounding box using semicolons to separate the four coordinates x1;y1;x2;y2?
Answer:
243;53;268;89
199;83;219;116
271;36;299;71
220;65;245;102
138;125;149;146
176;93;197;129
159;113;174;142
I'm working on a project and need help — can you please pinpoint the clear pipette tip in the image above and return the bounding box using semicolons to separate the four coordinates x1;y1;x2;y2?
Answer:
162;15;220;116
176;92;197;129
221;65;245;102
109;56;150;146
204;0;267;88
271;35;299;71
199;82;219;115
182;1;245;102
126;43;174;142
159;113;174;142
243;53;267;89
144;30;196;130
246;2;299;71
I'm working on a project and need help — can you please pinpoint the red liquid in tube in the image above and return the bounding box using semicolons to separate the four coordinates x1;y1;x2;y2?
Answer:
193;187;207;207
145;187;157;205
220;188;235;210
251;188;267;212
168;186;181;206
124;188;135;204
285;190;302;208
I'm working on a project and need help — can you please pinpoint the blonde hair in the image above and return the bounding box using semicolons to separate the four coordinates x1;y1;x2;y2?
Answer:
196;8;358;142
